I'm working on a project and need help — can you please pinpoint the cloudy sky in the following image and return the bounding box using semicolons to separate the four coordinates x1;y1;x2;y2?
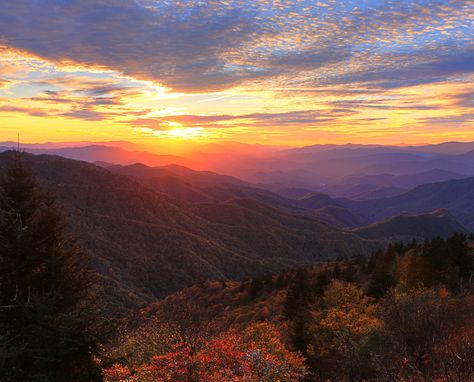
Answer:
0;0;473;147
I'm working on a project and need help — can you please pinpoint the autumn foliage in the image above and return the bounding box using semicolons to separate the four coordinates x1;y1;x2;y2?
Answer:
103;322;306;382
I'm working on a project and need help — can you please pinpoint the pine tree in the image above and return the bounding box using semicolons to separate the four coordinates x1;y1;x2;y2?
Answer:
313;271;330;297
284;269;313;354
290;310;312;355
447;232;471;279
366;246;397;298
275;273;287;289
284;269;312;320
249;277;263;299
366;249;381;274
0;152;108;381
332;263;342;279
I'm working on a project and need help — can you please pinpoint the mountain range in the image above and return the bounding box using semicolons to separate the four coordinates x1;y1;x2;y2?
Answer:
0;143;472;312
353;209;466;241
0;152;374;313
342;177;474;230
4;140;474;200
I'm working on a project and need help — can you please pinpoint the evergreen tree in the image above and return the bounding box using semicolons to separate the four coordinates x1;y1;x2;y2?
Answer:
0;152;107;381
290;310;312;355
275;273;287;289
353;254;367;273
262;273;273;286
366;246;397;298
284;269;313;354
447;232;471;279
366;249;382;274
284;269;312;320
313;271;331;297
249;277;263;299
332;263;342;279
340;264;358;282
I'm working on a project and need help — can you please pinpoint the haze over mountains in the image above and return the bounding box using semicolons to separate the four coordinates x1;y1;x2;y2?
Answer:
0;141;473;312
3;140;474;200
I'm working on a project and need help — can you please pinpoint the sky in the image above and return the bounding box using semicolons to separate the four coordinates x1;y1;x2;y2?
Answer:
0;0;473;149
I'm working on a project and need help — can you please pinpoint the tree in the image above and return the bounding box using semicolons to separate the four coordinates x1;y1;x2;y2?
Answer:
447;232;472;280
430;327;474;382
276;273;288;289
284;269;312;320
399;234;471;290
311;280;380;381
0;152;107;381
103;323;306;382
397;251;431;289
313;271;330;297
284;269;313;354
373;288;463;381
366;247;397;298
249;277;263;299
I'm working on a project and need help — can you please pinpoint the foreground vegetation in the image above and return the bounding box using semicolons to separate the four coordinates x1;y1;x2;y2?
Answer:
103;235;474;381
0;153;108;381
1;153;473;381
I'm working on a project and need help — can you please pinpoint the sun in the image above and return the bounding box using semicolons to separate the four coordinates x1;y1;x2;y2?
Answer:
154;126;206;140
167;127;202;139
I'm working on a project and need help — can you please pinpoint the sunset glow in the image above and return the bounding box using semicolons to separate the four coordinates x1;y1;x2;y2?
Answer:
0;1;473;149
2;3;474;379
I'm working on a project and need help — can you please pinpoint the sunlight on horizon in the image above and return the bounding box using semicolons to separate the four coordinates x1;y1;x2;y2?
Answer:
0;0;472;148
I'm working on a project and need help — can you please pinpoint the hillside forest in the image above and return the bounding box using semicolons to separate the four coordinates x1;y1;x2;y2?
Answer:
0;151;474;382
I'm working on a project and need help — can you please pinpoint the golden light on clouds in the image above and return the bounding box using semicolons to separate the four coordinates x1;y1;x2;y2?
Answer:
0;0;472;148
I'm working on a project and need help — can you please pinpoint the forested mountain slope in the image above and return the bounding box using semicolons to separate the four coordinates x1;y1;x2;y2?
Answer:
343;177;474;230
0;152;375;312
353;209;466;240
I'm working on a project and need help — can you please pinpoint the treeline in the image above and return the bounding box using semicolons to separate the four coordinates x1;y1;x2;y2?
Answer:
103;234;474;382
279;234;474;381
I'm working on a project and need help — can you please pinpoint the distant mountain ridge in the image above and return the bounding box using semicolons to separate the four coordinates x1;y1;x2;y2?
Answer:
101;161;474;234
0;145;190;168
343;177;474;230
353;209;466;241
3;141;474;200
104;163;372;228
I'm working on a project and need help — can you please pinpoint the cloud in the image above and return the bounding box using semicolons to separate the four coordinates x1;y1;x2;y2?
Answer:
267;48;351;71
60;108;111;121
0;0;472;93
0;105;49;117
337;49;474;89
416;113;474;126
451;90;474;109
10;74;155;121
328;98;442;111
0;78;10;89
0;99;116;121
30;90;123;107
0;0;271;92
0;72;148;121
0;0;472;145
32;76;144;98
126;108;358;131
